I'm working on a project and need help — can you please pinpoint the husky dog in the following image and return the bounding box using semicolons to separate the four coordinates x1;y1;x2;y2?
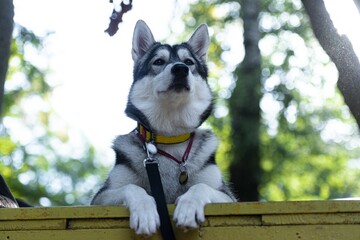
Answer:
91;20;236;235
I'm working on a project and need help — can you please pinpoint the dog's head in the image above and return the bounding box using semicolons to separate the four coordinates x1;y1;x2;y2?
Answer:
125;20;213;136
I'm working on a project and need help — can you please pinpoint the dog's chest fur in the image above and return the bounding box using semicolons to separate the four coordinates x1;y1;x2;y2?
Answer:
111;128;219;203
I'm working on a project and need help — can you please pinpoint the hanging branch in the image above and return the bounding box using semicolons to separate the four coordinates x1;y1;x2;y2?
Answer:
302;0;360;129
105;0;133;36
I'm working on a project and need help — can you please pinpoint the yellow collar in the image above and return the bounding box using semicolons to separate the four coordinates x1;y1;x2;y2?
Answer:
137;124;192;144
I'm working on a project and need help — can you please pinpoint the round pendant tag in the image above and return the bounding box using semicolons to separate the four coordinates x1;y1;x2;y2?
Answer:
146;142;157;155
179;171;188;185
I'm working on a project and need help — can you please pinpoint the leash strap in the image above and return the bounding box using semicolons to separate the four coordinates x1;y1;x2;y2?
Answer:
145;159;176;240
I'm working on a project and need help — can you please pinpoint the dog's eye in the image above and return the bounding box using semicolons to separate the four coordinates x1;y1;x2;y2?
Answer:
184;59;194;66
153;59;165;66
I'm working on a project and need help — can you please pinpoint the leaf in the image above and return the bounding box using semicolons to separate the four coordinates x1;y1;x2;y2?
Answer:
0;136;16;155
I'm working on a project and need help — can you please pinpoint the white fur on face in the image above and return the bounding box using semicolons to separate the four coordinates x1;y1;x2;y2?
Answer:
129;48;212;136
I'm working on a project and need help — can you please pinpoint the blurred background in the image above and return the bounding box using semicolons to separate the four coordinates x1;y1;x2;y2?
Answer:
1;0;360;206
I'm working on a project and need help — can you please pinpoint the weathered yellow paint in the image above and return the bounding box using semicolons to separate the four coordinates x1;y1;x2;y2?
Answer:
204;215;262;227
199;225;360;240
262;212;360;225
0;219;66;231
0;205;130;220
68;218;129;229
1;201;360;239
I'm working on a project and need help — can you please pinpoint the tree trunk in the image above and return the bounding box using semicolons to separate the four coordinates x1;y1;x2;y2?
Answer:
302;0;360;130
353;0;360;14
0;0;14;119
229;0;262;201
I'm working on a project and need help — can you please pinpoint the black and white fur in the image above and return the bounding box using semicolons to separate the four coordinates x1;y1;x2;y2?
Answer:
91;20;236;236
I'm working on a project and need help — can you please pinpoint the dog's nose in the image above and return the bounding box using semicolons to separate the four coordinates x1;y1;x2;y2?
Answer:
171;63;189;78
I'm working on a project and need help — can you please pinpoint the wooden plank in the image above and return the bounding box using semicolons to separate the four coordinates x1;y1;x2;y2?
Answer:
68;218;129;229
0;229;199;240
263;212;360;225
1;201;360;240
1;201;360;221
204;215;261;227
0;229;138;240
0;206;130;220
0;219;66;231
204;200;360;216
68;219;201;240
1;225;360;240
199;225;360;240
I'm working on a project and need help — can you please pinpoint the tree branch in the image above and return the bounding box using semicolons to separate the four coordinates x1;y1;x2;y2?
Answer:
302;0;360;129
353;0;360;14
105;0;133;36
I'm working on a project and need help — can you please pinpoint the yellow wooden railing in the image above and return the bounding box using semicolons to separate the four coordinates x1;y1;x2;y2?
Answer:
1;201;360;239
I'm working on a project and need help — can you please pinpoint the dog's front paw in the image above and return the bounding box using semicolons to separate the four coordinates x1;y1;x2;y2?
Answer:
129;197;160;236
173;184;210;230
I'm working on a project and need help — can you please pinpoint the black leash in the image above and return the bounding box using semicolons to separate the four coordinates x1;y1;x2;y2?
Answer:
144;146;176;240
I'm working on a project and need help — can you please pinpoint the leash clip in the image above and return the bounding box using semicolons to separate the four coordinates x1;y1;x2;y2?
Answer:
144;157;159;167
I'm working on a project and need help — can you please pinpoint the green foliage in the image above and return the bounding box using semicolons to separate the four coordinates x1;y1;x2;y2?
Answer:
1;25;104;206
2;0;360;206
183;0;360;200
0;135;16;155
257;0;360;200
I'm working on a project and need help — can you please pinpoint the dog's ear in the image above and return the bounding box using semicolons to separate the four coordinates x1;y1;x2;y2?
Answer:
187;24;210;61
132;20;156;61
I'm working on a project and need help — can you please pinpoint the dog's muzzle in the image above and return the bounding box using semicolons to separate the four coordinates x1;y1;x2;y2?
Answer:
169;63;190;92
